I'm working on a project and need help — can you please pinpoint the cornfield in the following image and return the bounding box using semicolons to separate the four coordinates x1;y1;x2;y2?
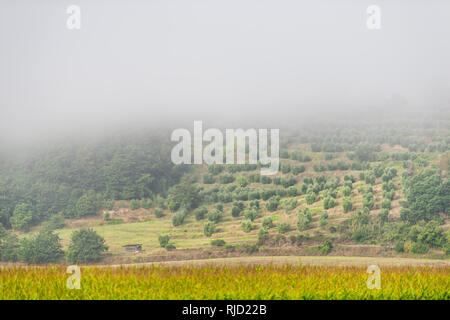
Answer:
0;265;448;300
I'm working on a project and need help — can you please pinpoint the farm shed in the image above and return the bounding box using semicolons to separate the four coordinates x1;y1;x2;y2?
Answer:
122;244;143;253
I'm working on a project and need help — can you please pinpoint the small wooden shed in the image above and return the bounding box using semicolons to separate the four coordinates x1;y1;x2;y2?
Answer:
122;244;143;253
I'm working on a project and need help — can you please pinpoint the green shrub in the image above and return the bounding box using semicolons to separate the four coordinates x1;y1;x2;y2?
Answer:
203;173;215;184
257;228;269;245
265;196;280;212
241;220;253;233
319;240;333;255
244;208;259;222
194;207;208;220
211;239;226;247
410;242;429;254
165;244;176;251
66;228;107;264
21;230;65;264
394;241;404;253
262;217;274;229
323;197;335;210
204;222;216;237
278;222;291;234
342;197;353;213
172;210;187;226
154;208;164;218
158;235;170;248
207;209;223;223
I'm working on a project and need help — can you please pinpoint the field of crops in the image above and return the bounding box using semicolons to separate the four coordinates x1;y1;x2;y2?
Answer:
0;264;448;300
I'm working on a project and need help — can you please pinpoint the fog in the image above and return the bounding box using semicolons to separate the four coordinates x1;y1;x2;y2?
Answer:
1;0;450;147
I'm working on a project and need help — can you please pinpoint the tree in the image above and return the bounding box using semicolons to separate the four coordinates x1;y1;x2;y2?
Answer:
194;207;208;220
236;175;249;187
0;226;20;262
204;222;216;237
10;203;34;231
167;181;201;212
319;240;333;255
207;209;223;223
342;197;353;213
66;228;108;264
20;230;64;264
76;191;101;217
262;217;274;229
278;222;291;234
265;196;280;212
244;208;259;222
158;235;170;248
402;168;447;222
323;197;335;210
241;220;253;233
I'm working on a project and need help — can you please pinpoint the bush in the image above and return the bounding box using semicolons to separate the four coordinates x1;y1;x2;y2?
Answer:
194;207;208;220
289;234;304;247
20;230;64;264
410;242;429;254
379;209;389;224
241;220;254;233
219;174;235;184
207;209;223;223
319;211;328;229
262;217;274;229
42;213;65;231
278;222;291;234
297;208;312;231
323;197;335;210
203;173;215;184
236;175;249;187
154;208;164;218
394;241;404;253
211;239;226;247
244;208;259;222
158;235;170;248
66;228;107;264
319;240;333;255
306;192;316;205
257;228;269;245
287;186;298;197
165;244;176;251
265;196;280;212
249;200;260;209
231;205;242;218
292;165;305;175
261;176;272;184
172;209;188;226
281;163;291;174
284;198;297;212
204;222;216;237
342;197;353;213
75;192;101;217
342;186;352;197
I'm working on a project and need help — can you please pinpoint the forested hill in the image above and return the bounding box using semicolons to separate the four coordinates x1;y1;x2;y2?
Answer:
0;132;188;229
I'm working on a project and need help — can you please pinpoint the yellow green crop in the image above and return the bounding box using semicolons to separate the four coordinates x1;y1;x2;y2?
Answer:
0;265;448;300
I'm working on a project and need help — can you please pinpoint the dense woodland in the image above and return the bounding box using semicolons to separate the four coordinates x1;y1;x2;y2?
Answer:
0;114;449;264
